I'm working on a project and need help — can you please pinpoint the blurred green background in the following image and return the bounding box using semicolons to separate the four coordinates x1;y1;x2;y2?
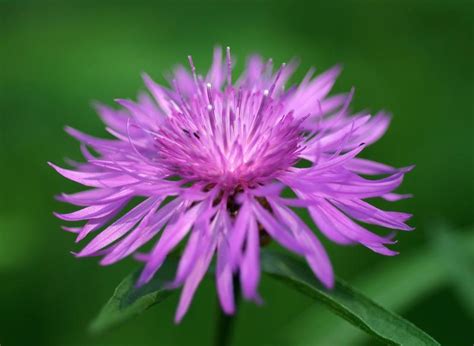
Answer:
1;0;473;345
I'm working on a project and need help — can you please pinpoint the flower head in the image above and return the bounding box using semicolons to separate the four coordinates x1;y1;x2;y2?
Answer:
51;47;413;322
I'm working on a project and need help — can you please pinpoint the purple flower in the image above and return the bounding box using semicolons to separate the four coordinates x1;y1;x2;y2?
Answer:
51;47;413;322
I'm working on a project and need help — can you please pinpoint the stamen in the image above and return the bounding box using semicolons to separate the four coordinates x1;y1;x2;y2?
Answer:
268;62;286;97
206;83;216;134
264;58;273;79
187;55;197;83
188;55;203;98
226;46;232;86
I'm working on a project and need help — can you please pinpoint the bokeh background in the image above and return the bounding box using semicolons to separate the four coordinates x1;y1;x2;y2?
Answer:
1;1;473;345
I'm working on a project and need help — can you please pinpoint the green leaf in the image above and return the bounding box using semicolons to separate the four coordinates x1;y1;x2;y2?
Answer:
260;249;440;346
286;227;474;345
89;257;179;334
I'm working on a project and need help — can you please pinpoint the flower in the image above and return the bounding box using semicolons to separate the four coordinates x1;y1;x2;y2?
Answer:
50;47;413;322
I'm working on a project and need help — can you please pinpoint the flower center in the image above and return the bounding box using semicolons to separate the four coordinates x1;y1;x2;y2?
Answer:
154;87;303;189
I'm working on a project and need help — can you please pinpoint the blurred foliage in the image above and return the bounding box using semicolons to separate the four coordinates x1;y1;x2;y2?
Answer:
430;225;474;319
0;0;473;345
0;215;36;270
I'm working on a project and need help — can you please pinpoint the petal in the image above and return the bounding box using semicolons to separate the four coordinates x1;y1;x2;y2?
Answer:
228;200;251;268
174;211;219;322
308;202;354;244
77;197;158;257
58;187;134;207
99;198;181;265
332;199;413;231
138;201;205;285
305;115;370;152
54;200;126;221
206;46;224;89
344;158;401;175
324;171;410;199
115;99;159;131
142;73;175;116
171;198;217;286
76;212;120;242
309;199;397;255
251;198;305;254
345;112;391;149
239;216;262;301
95;103;129;135
216;215;235;314
271;201;334;288
49;162;139;188
382;193;413;201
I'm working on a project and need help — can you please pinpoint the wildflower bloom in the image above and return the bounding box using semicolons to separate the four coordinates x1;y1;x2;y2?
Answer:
50;47;413;322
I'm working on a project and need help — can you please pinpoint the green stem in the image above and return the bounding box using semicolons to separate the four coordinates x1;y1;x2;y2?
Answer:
214;275;241;346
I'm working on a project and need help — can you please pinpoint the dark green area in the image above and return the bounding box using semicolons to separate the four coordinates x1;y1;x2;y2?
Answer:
0;1;472;345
